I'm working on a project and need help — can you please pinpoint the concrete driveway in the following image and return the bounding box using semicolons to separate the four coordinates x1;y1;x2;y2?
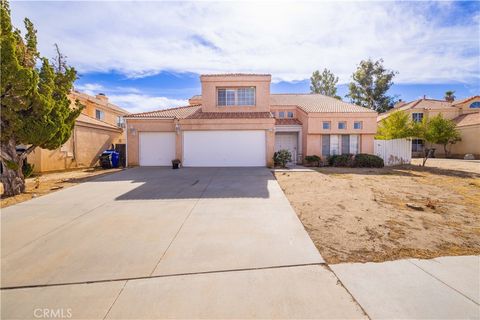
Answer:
1;167;365;319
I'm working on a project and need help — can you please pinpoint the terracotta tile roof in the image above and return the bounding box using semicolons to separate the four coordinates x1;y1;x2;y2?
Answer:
271;94;376;113
452;96;480;106
453;112;480;127
275;118;302;125
378;98;458;121
125;105;201;119
186;110;273;119
76;114;121;131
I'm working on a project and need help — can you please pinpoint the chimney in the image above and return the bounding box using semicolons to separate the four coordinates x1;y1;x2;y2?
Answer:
96;93;108;103
423;95;426;100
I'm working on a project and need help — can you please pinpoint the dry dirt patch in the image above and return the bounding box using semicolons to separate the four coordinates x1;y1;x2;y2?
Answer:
275;165;480;264
1;168;122;208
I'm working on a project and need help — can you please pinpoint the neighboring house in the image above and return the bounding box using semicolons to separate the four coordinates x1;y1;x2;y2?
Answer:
378;96;480;158
27;91;129;172
125;74;377;167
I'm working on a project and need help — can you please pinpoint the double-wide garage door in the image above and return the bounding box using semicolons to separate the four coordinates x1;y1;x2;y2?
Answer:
183;130;266;167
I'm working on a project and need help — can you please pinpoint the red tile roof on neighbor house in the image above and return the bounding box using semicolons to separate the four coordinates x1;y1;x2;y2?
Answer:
453;112;480;127
125;105;201;119
271;94;376;113
377;98;459;121
452;95;480;106
186;110;273;119
275;118;302;125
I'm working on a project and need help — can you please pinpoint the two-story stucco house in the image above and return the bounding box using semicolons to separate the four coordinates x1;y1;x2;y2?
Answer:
28;91;129;172
125;74;377;167
378;95;480;158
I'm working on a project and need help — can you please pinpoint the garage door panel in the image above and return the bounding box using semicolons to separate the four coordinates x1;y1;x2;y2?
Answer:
139;132;176;166
183;131;266;167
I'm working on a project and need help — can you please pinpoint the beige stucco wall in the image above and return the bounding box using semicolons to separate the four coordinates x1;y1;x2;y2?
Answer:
28;123;123;172
430;124;480;158
306;112;377;134
126;119;176;166
200;75;271;112
455;97;480;115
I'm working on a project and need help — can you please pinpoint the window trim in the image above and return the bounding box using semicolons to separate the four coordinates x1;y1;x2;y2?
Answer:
353;121;363;130
95;109;105;121
338;121;347;130
322;121;331;130
216;87;256;107
412;112;424;123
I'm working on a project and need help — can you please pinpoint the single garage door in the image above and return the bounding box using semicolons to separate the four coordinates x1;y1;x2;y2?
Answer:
139;132;176;166
183;130;266;167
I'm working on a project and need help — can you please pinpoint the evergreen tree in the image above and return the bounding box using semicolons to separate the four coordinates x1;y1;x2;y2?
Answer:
310;68;340;99
346;58;397;112
1;0;83;196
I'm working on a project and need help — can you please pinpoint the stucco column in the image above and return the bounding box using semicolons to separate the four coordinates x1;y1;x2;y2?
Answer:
266;129;275;167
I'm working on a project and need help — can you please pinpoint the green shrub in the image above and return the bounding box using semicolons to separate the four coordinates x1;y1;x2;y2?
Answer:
273;149;292;168
22;162;35;178
353;154;384;168
328;154;354;167
304;155;321;167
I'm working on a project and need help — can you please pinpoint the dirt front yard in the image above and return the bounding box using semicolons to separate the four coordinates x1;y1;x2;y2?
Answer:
1;168;122;208
275;162;480;264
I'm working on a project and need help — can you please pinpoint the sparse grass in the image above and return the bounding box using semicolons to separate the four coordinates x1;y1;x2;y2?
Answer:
275;161;480;264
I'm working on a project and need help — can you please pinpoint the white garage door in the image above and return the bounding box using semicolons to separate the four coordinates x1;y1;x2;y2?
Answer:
183;130;266;167
139;132;176;166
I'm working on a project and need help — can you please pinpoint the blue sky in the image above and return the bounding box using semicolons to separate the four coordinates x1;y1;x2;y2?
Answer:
10;1;480;113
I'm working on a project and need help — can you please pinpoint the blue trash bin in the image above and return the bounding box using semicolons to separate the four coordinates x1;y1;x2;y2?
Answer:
99;150;120;168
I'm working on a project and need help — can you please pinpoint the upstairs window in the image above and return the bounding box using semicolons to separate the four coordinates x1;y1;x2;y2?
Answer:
217;87;255;106
469;101;480;109
412;112;423;123
323;121;331;129
354;121;363;129
338;121;347;129
95;109;105;121
117;116;125;128
279;111;285;118
287;111;294;118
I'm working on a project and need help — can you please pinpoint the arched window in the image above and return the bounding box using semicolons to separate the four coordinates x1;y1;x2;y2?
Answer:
469;101;480;108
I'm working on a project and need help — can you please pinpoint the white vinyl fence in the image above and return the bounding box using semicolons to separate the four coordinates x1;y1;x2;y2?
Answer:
374;138;412;166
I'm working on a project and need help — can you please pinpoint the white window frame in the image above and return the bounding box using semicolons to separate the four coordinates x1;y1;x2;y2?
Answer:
217;87;256;106
349;135;360;154
95;109;105;121
330;135;340;155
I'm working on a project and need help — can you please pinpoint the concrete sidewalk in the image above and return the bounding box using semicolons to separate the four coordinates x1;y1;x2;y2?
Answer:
332;255;480;319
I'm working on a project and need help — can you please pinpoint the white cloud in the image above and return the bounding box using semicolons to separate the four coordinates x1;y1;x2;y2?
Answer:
75;83;188;113
9;1;480;84
107;94;188;113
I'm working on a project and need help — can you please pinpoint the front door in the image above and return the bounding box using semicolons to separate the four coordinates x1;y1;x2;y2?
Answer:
275;132;298;164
